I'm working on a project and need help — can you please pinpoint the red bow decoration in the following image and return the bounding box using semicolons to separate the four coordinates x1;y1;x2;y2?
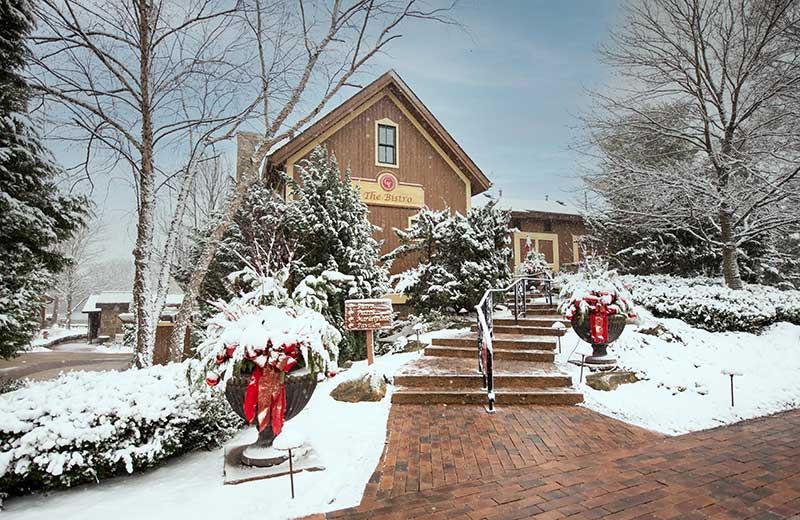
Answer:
581;293;618;344
242;344;300;433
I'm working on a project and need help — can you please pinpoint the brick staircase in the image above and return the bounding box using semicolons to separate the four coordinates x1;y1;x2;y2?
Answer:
392;297;583;406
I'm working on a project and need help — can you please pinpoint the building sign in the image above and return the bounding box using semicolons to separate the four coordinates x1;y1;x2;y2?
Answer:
352;172;424;209
344;299;394;331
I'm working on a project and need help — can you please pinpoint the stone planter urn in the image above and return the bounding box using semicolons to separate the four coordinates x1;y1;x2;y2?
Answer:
571;312;626;366
225;368;317;467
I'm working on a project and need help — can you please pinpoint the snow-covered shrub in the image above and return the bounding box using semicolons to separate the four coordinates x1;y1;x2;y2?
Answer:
622;275;800;332
0;361;242;496
385;199;512;314
520;245;553;278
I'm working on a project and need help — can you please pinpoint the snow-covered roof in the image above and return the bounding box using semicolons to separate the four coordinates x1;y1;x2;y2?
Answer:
82;292;184;313
504;198;583;216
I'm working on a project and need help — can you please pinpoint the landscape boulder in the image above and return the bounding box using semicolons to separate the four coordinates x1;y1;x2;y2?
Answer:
586;370;640;391
330;373;387;402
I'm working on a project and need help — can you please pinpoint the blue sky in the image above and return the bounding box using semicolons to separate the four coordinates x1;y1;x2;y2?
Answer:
371;0;622;207
53;0;622;260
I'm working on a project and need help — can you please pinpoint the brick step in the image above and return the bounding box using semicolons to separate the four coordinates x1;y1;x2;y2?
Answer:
424;346;554;362
394;372;572;389
391;387;584;405
431;334;557;350
493;317;569;328
525;307;560;315
470;325;567;336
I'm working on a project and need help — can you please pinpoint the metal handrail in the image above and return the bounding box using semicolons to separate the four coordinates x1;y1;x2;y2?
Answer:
475;275;553;412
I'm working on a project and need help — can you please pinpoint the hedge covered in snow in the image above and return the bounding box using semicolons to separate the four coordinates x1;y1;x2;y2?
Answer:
622;275;800;332
0;362;243;496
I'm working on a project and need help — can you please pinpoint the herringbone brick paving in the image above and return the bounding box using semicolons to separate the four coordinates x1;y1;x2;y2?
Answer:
316;406;800;519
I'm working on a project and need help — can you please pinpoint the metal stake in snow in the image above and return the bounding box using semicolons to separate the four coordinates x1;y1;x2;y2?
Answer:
273;432;304;499
722;369;743;407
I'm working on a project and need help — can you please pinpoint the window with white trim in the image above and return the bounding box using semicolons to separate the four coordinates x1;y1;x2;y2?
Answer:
377;123;397;165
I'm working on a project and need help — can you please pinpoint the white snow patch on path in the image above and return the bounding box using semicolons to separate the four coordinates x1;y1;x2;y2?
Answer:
1;351;420;520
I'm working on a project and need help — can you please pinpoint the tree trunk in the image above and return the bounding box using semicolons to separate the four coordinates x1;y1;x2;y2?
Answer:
133;2;157;368
168;165;260;358
51;295;59;327
66;292;73;329
719;205;743;289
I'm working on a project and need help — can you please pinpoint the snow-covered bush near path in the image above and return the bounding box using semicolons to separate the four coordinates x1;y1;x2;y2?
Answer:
0;362;243;496
622;275;800;332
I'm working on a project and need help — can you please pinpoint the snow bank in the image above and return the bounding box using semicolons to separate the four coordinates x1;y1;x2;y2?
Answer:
557;309;800;435
0;361;241;495
30;326;88;349
1;351;419;520
622;275;800;332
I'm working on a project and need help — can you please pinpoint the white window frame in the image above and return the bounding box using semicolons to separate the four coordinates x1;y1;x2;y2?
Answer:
375;118;399;168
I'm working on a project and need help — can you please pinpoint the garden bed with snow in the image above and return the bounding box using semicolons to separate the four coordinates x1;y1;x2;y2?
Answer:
556;309;800;435
0;351;419;519
29;326;88;350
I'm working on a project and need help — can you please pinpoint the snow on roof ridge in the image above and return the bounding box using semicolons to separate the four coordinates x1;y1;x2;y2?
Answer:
82;291;184;313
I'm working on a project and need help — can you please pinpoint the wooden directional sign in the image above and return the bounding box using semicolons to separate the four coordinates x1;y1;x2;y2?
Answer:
344;299;393;331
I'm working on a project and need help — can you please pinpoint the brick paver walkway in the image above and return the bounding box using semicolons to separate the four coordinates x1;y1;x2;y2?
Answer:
362;405;661;500
319;406;800;519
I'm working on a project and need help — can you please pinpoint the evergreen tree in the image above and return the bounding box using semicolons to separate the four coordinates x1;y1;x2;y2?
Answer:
0;0;87;357
387;200;512;313
288;146;389;300
180;146;389;361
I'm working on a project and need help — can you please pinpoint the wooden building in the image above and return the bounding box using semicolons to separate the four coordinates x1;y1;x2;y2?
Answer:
509;199;587;273
81;292;183;342
259;70;492;279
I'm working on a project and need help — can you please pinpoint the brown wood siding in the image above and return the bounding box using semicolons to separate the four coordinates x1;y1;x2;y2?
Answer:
289;94;469;274
512;216;588;267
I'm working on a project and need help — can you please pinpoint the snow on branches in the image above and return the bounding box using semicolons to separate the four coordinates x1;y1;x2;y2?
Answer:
197;263;344;388
385;200;512;314
558;256;635;321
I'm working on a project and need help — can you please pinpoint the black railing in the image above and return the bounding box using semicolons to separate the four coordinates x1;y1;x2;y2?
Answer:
476;275;553;413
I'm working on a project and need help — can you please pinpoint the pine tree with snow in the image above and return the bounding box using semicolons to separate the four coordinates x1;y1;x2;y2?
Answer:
386;200;512;313
0;0;87;358
181;146;388;361
288;146;389;299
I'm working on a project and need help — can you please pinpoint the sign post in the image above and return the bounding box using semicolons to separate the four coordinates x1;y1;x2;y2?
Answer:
344;299;393;365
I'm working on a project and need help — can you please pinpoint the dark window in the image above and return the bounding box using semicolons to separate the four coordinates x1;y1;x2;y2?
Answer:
377;124;396;165
543;220;553;232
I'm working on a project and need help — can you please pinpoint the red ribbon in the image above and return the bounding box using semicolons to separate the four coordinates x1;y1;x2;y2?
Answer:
242;345;300;433
581;293;620;344
590;307;609;344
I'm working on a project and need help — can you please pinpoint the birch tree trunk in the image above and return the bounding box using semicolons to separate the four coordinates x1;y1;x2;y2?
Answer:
133;1;157;367
719;204;743;289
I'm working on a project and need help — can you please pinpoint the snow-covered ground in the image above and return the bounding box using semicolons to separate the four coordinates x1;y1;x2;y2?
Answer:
556;309;800;435
2;351;420;520
30;326;87;348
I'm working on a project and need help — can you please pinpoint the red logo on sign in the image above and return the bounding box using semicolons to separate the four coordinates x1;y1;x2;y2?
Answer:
378;172;397;192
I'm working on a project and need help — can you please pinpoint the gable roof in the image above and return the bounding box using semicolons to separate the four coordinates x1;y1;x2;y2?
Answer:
267;70;491;195
82;292;184;313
